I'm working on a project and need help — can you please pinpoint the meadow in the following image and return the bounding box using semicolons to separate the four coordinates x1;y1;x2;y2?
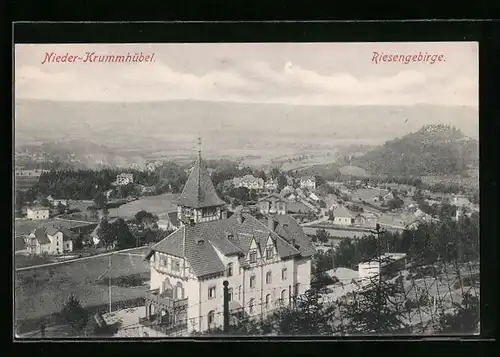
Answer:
107;193;179;219
15;247;151;323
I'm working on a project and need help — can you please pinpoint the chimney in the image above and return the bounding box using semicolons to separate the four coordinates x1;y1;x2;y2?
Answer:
268;216;276;231
291;239;296;247
236;211;243;224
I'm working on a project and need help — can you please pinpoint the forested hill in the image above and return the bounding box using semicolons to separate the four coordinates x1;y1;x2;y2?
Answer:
351;124;479;176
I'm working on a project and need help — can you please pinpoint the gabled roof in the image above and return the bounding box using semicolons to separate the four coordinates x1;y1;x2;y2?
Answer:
33;227;51;244
258;193;286;203
32;224;75;243
174;152;226;209
333;205;354;218
269;215;317;258
148;213;304;278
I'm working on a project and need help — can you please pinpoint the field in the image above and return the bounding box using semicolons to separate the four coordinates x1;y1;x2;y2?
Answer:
15;247;151;322
420;173;479;190
107;193;179;219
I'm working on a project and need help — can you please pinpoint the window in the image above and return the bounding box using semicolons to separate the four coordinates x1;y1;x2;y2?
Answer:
226;263;233;277
249;250;257;263
266;271;272;284
208;310;215;326
265;294;271;309
266;247;273;260
280;289;287;304
249;275;256;289
228;288;233;301
176;282;184;299
172;260;180;271
208;286;216;299
249;299;254;314
282;268;287;280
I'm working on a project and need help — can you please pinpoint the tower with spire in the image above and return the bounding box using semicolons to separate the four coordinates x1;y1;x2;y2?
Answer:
174;138;227;225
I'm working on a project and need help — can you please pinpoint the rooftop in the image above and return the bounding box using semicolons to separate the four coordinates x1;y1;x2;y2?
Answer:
148;212;315;278
173;152;226;209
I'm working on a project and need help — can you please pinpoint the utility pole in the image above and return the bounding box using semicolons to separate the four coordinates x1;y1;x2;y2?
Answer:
331;241;335;270
368;223;386;333
288;285;292;308
108;254;112;314
223;280;229;334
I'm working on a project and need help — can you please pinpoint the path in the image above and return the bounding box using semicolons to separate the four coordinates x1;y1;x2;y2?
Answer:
15;245;150;272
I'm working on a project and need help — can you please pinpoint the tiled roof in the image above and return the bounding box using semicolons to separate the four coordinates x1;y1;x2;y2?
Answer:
333;205;354;218
149;213;306;278
174;153;226;209
33;227;51;245
270;215;317;258
258;193;285;203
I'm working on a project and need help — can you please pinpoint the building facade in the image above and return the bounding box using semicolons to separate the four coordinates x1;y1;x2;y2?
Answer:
26;207;50;220
331;205;355;226
300;177;316;190
233;175;265;191
26;225;74;255
116;173;134;186
142;152;316;335
258;193;287;215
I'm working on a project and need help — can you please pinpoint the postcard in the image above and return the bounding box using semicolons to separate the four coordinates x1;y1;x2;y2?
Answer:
14;42;479;338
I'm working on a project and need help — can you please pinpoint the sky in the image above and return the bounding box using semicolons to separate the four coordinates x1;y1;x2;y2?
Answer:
15;42;478;107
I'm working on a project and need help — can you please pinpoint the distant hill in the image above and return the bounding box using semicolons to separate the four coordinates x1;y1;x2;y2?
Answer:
351;124;479;176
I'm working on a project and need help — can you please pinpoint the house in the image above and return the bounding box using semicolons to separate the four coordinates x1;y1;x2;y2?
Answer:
258;193;287;215
286;201;313;215
331;205;355;226
233;175;264;191
309;193;320;202
116;173;134;186
358;253;407;280
26;206;50;220
265;179;278;192
157;212;181;231
451;195;473;209
141;151;316;335
287;193;297;201
47;196;69;207
25;224;74;255
382;191;395;201
354;212;379;227
300;177;316;190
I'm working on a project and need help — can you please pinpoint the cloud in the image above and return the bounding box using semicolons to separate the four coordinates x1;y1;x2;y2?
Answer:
15;58;477;107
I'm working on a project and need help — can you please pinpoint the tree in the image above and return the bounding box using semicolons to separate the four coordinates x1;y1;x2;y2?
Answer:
93;191;108;211
58;295;89;334
264;289;337;335
438;292;479;334
114;218;137;250
277;174;288;192
387;198;404;210
96;219;116;250
336;278;409;335
315;229;330;244
270;167;281;180
56;202;66;215
314;175;326;188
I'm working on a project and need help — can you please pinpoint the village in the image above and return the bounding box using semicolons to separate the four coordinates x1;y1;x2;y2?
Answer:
14;150;480;338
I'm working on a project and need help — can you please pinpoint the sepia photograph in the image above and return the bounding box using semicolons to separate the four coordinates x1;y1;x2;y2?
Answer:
14;41;479;338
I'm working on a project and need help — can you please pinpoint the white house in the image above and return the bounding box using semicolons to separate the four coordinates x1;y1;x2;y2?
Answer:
300;177;316;190
26;206;50;220
47;196;69;207
25;225;74;255
258;193;287;215
309;193;320;202
233;175;265;191
142;152;316;335
116;173;134;186
331;205;355;226
358;253;407;280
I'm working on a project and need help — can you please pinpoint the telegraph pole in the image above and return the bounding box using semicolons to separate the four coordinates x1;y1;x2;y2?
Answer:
108;254;112;314
331;241;335;270
223;280;229;333
368;223;386;333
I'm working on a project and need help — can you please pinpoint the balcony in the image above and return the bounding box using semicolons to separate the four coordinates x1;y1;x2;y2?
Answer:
145;289;188;310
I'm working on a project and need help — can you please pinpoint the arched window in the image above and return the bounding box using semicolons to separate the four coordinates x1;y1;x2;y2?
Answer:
162;278;171;293
266;271;272;284
280;289;287;305
175;281;184;299
249;298;255;314
226;263;233;277
207;310;215;327
265;294;271;309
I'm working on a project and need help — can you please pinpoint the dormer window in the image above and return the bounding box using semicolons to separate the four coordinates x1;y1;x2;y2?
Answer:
249;250;257;264
266;247;273;260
